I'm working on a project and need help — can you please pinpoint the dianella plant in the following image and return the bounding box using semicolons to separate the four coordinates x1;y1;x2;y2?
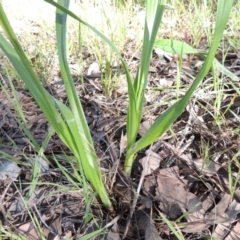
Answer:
0;0;233;209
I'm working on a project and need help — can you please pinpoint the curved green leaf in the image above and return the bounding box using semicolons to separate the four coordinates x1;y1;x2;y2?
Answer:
154;39;200;54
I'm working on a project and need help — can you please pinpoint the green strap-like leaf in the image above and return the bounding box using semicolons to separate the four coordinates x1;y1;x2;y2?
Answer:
127;0;166;151
55;0;112;209
124;0;234;173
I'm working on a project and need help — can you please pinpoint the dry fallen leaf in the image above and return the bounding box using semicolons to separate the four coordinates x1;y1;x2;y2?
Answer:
53;235;61;240
212;199;240;239
63;231;72;239
0;160;21;181
143;174;156;193
8;197;24;214
145;217;163;240
19;222;41;240
120;133;128;157
225;221;240;240
140;150;162;176
193;158;221;176
156;167;187;217
107;232;121;240
115;75;128;95
202;192;217;212
106;222;121;240
207;193;232;222
180;221;210;233
138;120;153;137
30;156;49;173
136;210;163;240
140;196;153;209
186;192;205;222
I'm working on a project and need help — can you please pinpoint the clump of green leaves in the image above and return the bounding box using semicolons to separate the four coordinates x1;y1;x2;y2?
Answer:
0;0;233;209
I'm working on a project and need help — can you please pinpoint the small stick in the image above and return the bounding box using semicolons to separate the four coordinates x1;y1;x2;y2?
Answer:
33;204;58;237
